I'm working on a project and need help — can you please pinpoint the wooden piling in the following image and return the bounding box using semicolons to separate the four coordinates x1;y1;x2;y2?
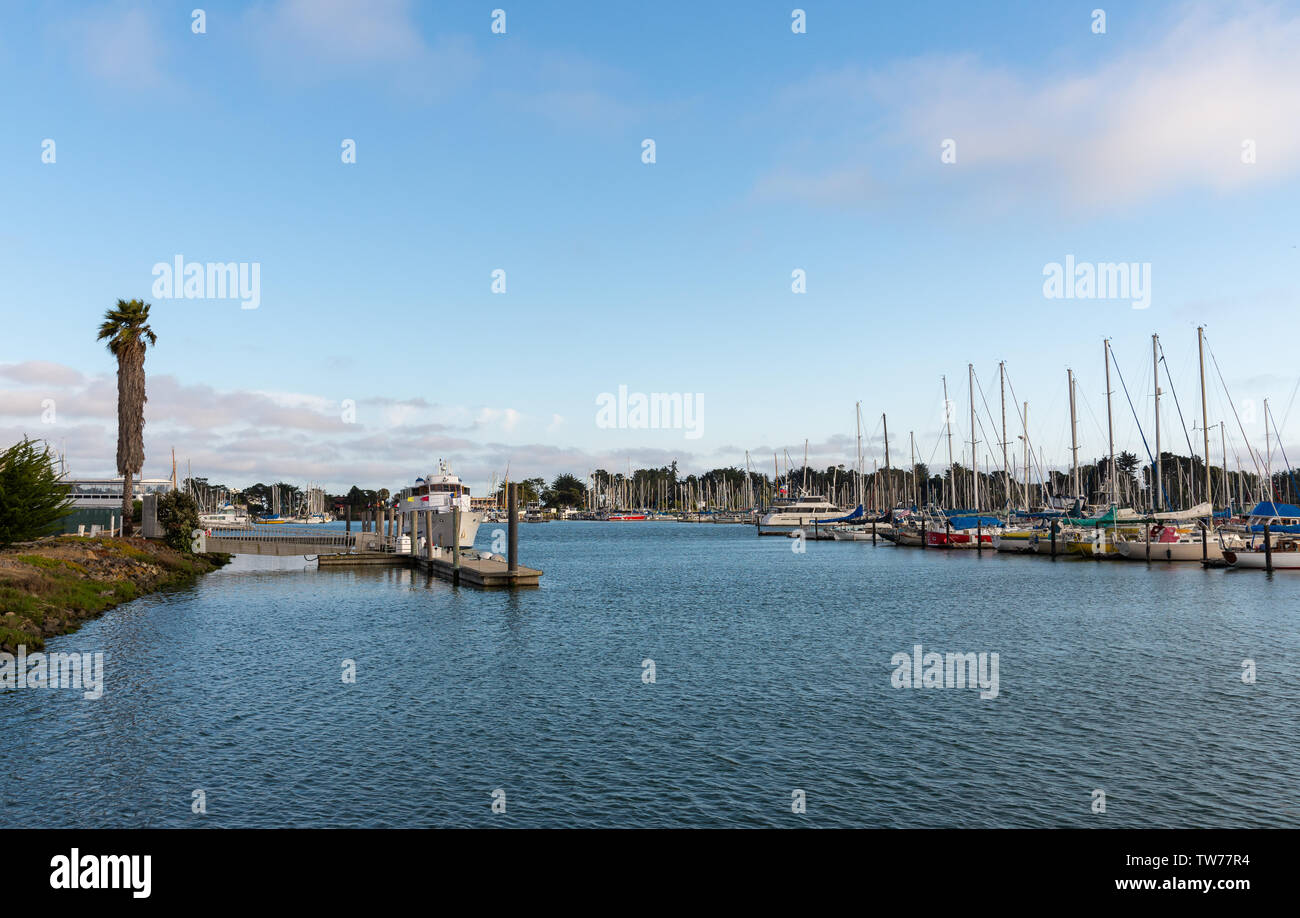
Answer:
508;483;519;573
346;505;351;532
425;510;433;561
452;507;462;584
1264;523;1273;573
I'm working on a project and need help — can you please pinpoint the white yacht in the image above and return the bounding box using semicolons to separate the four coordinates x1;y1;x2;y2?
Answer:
758;494;844;533
396;460;482;549
198;504;250;527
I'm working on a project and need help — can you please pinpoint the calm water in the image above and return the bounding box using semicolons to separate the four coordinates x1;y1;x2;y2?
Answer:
3;522;1297;828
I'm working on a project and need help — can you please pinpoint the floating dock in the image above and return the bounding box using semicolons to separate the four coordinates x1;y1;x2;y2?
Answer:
317;550;542;587
316;483;541;588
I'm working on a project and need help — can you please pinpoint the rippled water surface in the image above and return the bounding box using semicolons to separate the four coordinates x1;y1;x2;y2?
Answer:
3;522;1297;827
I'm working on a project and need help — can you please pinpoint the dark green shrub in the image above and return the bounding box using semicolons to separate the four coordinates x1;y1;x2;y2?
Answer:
0;438;73;549
155;490;201;553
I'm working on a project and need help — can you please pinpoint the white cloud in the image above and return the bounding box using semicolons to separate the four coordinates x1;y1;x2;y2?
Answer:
245;0;479;99
761;3;1300;211
66;6;170;90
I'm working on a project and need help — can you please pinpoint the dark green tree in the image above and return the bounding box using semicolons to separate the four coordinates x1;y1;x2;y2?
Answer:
0;438;73;548
155;489;201;554
544;473;586;508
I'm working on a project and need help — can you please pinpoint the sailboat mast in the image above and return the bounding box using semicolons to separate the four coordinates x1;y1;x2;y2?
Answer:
1023;402;1030;510
968;364;978;512
1265;399;1273;501
943;376;953;509
1068;368;1080;501
910;431;917;507
1198;326;1211;509
1153;333;1162;512
855;402;862;509
882;413;892;509
1000;361;1008;512
1220;421;1228;512
1104;339;1116;507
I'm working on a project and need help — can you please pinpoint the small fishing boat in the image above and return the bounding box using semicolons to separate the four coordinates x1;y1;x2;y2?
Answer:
1224;537;1300;570
925;514;1001;548
992;527;1040;553
1115;525;1231;562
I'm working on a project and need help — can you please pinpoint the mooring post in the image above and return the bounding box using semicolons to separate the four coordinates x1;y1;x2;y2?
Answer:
921;516;927;549
1264;523;1273;573
425;510;434;561
1201;520;1208;562
872;520;877;544
1145;522;1151;562
452;507;462;584
345;504;351;533
1050;520;1058;558
409;509;418;554
508;482;519;573
977;519;983;553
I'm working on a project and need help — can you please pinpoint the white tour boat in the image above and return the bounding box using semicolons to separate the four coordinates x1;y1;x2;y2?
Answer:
395;461;482;549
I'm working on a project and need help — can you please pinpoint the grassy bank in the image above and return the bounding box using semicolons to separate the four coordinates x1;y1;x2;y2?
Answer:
0;536;231;652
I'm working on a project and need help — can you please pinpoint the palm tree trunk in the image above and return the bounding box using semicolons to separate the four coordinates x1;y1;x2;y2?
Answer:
121;470;134;537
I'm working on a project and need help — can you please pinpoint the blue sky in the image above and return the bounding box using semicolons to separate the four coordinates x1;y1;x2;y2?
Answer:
1;0;1298;493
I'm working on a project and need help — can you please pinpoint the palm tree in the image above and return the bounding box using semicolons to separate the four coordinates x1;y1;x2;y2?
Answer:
97;299;156;537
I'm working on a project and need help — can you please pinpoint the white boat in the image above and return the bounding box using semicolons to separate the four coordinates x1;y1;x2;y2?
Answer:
1222;501;1300;569
758;495;846;533
395;460;482;549
198;505;250;527
992;527;1042;553
1224;537;1300;569
1114;524;1242;562
831;523;892;541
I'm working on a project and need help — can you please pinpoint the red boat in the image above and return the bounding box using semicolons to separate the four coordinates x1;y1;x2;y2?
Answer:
925;529;994;548
925;514;1001;548
606;512;647;521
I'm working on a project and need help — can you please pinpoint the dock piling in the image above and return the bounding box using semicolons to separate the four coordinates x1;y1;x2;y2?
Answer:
508;483;519;573
452;508;462;584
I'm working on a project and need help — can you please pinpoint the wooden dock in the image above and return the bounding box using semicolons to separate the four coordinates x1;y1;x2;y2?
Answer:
317;484;541;588
412;554;541;587
317;549;542;587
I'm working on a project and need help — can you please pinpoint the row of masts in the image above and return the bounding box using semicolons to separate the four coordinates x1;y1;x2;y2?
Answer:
498;327;1289;515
